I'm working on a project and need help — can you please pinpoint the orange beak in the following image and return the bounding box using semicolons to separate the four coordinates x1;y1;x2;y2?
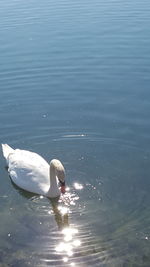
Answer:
61;185;66;194
59;180;66;194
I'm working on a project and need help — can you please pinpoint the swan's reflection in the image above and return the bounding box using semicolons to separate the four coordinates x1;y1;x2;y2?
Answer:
50;197;69;230
11;181;81;264
51;196;81;263
11;180;70;230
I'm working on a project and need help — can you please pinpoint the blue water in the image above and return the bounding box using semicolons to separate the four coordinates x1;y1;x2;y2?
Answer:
0;0;150;266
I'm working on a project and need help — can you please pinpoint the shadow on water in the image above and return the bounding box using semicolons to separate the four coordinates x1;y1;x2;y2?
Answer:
11;178;69;231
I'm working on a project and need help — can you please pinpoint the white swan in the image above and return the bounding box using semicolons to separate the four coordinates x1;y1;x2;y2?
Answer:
2;144;66;198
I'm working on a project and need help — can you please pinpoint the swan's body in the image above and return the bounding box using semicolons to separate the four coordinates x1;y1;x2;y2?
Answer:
2;144;65;198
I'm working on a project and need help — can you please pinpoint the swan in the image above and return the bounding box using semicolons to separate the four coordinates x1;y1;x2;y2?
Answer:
1;144;66;198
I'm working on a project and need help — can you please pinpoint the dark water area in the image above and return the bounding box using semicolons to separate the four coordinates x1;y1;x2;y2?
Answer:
0;0;150;266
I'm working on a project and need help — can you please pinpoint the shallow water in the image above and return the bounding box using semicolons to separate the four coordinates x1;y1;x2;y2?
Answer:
0;0;150;266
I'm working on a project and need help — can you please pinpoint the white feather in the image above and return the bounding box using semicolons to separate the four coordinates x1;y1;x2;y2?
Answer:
2;144;65;198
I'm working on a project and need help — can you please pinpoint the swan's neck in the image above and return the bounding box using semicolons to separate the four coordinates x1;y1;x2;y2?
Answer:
46;163;60;198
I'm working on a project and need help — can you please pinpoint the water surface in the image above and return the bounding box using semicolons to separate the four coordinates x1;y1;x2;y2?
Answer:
0;0;150;266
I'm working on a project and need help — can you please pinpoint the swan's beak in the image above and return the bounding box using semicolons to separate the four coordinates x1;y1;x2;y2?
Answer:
59;179;66;194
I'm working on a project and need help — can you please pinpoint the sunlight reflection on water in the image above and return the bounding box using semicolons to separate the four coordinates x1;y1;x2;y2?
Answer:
74;182;83;190
55;226;81;263
53;183;84;266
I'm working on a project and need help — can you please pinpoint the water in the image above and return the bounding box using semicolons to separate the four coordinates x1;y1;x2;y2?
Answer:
0;0;150;266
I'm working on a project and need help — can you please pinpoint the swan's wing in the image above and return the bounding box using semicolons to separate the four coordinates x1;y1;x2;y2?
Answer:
14;149;49;167
8;149;50;195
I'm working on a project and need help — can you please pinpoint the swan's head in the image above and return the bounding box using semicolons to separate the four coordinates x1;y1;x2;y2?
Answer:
50;159;66;194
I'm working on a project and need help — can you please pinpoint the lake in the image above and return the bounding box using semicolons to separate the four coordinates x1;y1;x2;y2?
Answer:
0;0;150;266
